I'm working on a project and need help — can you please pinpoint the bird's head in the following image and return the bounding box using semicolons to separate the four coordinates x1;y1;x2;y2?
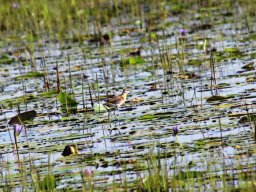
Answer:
122;89;130;95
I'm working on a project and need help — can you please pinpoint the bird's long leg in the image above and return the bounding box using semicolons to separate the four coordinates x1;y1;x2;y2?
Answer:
107;110;110;121
113;109;119;121
107;108;118;121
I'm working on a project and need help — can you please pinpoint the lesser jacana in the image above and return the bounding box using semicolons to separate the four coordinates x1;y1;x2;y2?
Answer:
104;89;130;109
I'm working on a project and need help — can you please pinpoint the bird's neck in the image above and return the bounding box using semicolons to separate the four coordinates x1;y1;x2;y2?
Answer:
121;93;128;101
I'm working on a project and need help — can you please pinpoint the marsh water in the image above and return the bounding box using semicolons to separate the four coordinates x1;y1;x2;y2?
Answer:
0;1;256;191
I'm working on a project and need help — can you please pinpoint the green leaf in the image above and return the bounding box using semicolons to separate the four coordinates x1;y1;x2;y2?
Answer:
139;114;155;120
15;71;45;79
93;103;108;112
150;32;157;41
224;47;243;57
224;47;240;53
128;56;145;65
121;56;146;65
58;92;78;106
187;59;201;66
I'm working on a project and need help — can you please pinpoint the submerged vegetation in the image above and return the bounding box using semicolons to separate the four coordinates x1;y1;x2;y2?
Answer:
0;0;256;191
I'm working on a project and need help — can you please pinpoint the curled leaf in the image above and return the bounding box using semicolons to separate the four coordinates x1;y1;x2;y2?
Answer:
9;110;37;125
58;92;78;106
61;144;78;156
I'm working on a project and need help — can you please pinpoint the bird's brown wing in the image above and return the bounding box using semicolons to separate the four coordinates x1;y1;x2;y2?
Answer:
105;95;123;107
107;95;123;104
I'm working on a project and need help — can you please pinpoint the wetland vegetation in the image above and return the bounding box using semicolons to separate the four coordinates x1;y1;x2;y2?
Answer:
0;0;256;191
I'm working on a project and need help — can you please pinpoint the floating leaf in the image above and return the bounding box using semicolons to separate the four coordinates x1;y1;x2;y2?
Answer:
9;110;37;125
93;103;108;112
187;59;201;66
16;71;44;79
217;83;230;88
215;103;234;109
58;92;78;106
128;56;145;65
195;140;205;147
176;72;199;79
195;139;225;149
224;47;243;57
206;95;227;102
121;56;145;65
241;62;255;70
224;47;240;53
139;114;155;120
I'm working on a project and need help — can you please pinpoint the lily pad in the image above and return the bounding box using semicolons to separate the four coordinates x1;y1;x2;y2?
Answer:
224;47;243;57
93;103;108;112
241;62;255;70
8;110;37;125
121;56;145;65
206;95;227;102
58;92;78;107
187;59;201;66
224;47;240;53
139;114;155;120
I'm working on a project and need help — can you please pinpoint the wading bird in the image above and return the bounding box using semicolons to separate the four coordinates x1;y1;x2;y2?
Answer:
104;89;130;119
104;89;130;109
